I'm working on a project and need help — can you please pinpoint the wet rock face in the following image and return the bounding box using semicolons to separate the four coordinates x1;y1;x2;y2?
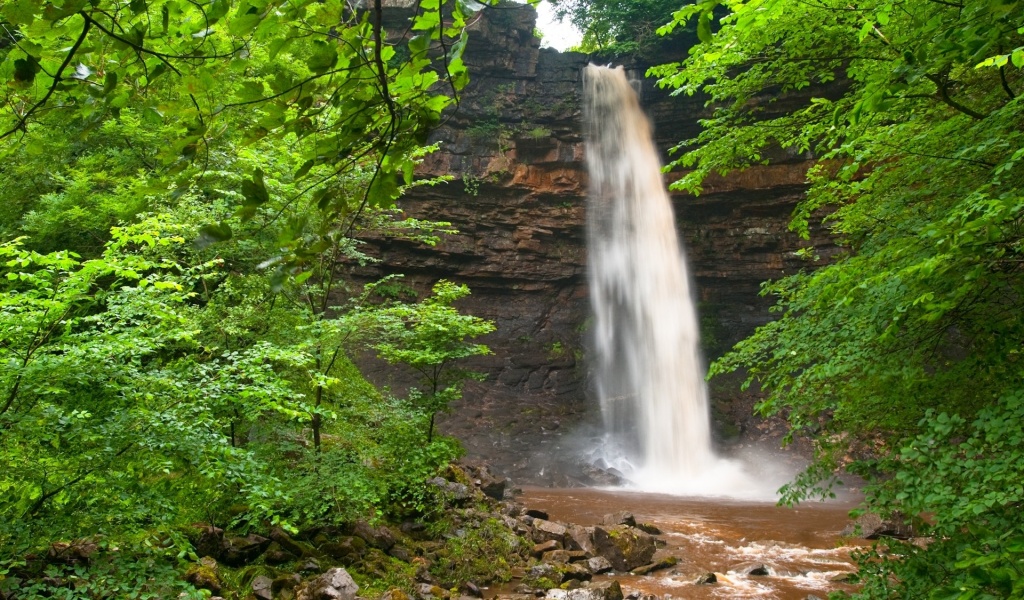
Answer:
356;2;835;481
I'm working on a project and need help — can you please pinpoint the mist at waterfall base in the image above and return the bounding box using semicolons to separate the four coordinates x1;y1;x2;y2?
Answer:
580;64;789;501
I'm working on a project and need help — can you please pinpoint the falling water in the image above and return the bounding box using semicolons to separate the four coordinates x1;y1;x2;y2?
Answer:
583;65;765;497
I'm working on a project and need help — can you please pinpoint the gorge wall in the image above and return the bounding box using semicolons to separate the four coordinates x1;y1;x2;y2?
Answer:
357;3;835;484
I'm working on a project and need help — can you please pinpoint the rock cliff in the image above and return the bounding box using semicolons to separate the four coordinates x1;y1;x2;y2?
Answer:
356;2;834;482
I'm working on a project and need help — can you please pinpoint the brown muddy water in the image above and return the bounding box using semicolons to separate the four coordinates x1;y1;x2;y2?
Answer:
507;487;863;600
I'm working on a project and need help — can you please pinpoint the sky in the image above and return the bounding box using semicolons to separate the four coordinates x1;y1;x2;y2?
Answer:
530;1;584;52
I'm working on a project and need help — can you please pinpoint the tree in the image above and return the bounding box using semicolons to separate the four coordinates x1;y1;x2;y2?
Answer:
0;1;499;591
0;217;308;551
373;280;495;442
652;0;1024;595
0;0;483;248
547;0;692;54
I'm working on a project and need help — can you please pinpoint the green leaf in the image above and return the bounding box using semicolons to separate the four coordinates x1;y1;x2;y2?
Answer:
13;56;40;84
102;71;118;95
241;169;270;206
1;0;38;23
306;41;338;74
295;159;315;179
196;222;233;247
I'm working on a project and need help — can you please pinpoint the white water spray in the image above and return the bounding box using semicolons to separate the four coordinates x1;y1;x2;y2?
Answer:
583;65;769;498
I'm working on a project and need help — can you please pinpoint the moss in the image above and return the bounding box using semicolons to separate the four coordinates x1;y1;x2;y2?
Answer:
429;518;527;586
351;553;418;598
183;563;221;594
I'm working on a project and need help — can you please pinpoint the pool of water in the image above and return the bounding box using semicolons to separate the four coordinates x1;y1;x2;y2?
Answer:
510;487;863;599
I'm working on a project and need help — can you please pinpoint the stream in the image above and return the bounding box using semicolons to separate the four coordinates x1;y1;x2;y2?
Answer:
513;487;862;600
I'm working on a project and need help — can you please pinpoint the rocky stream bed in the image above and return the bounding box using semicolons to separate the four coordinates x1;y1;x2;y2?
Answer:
5;462;914;600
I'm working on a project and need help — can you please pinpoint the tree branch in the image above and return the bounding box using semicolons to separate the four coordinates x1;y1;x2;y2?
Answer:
999;64;1016;100
0;16;92;140
926;72;987;120
372;0;395;118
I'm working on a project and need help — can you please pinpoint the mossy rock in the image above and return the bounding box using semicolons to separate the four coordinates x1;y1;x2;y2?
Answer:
184;562;221;594
592;526;656;571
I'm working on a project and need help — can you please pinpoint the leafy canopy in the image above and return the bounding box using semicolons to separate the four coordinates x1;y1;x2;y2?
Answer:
0;0;482;239
0;0;500;594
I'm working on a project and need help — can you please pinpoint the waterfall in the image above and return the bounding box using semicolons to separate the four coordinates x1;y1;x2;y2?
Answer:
583;64;760;496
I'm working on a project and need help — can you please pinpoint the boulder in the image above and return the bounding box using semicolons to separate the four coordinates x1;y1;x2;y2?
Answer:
631;556;677;575
320;536;366;563
273;574;303;594
559;563;592;583
695;572;717;585
732;562;771;576
533;540;561;556
477;471;508;500
525;508;550;519
263;542;295;565
389;544;414;562
353;520;397;551
841;512;914;540
542;549;573;564
381;590;413;600
587;581;624;600
564;525;595;556
462;582;484;598
415;583;450;600
580;465;626;486
297;567;359;600
592;526;656;572
532;519;568;544
428;477;472;503
545;580;622;600
586;556;613;574
184;558;221;594
220;534;270;567
600;512;636;528
635;523;661;535
400;522;428;537
270;526;308;557
252;575;274;600
528;563;557;579
189;524;224;559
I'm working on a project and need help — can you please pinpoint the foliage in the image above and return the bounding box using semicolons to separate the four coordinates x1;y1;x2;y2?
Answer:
653;0;1024;594
850;390;1024;598
0;217;345;558
547;0;693;55
0;0;485;258
0;537;206;600
0;0;503;593
373;280;495;442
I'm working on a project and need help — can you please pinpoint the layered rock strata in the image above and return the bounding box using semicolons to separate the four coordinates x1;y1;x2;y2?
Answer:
356;2;835;481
